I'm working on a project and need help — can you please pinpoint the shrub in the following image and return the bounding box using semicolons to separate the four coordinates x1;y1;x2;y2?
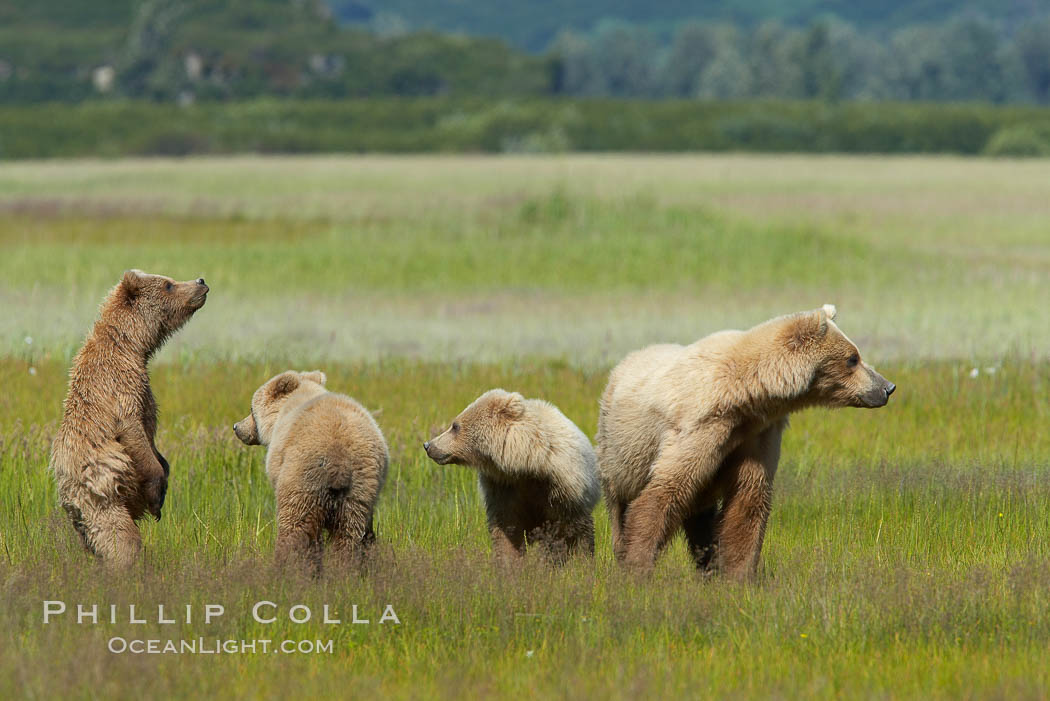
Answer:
983;124;1050;157
2;98;1050;158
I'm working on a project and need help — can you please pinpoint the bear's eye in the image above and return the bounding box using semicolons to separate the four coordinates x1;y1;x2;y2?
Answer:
451;422;460;433
165;282;174;292
847;353;860;368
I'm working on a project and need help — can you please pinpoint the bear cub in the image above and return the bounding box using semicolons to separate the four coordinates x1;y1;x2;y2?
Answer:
234;370;388;574
424;389;599;564
50;270;208;567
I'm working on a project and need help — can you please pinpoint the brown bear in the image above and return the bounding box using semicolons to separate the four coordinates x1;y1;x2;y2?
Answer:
597;305;895;580
424;389;599;564
233;370;388;574
50;270;208;567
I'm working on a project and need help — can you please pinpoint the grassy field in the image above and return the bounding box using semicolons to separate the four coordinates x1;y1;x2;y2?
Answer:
1;154;1048;698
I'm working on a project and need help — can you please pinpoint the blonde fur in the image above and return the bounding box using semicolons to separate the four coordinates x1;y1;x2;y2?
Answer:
597;306;894;579
425;389;599;563
234;370;388;574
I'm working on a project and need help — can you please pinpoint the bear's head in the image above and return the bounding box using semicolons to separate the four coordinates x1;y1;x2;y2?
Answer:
233;370;328;446
779;304;895;409
106;270;209;353
423;388;525;468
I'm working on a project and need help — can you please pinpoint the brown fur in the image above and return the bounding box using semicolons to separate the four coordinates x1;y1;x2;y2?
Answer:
424;389;600;564
234;370;388;575
597;305;895;579
50;270;208;567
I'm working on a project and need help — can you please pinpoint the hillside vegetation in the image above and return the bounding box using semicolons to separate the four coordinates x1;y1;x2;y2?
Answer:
0;0;550;103
3;98;1050;158
334;0;1050;50
2;0;1050;107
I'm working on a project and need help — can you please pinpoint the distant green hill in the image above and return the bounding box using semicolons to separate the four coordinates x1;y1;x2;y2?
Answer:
331;0;1050;50
0;0;137;100
0;0;549;102
1;0;1048;105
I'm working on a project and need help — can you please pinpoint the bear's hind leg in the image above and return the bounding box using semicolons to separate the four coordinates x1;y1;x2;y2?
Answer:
683;506;720;574
275;490;325;576
81;502;142;568
327;491;377;569
63;502;94;553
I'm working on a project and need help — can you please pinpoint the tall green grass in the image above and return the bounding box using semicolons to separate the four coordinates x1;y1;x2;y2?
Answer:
1;155;1048;698
1;358;1047;699
0;194;883;294
3;157;1049;365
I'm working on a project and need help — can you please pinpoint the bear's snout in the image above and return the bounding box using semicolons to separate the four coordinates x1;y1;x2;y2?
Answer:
233;415;259;445
423;439;454;465
858;371;895;408
186;278;209;311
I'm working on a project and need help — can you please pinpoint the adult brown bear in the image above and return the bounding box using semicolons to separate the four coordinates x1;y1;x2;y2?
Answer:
597;305;895;580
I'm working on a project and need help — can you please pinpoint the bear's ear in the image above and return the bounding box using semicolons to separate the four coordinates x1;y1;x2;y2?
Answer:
120;269;146;297
496;391;526;420
786;306;834;350
301;370;327;386
269;372;300;398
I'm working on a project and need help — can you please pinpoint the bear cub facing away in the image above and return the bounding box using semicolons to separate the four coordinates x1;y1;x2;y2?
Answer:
424;389;600;563
597;305;895;580
234;370;388;573
50;270;208;567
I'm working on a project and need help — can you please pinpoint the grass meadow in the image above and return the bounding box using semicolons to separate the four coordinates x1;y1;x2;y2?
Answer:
1;154;1048;698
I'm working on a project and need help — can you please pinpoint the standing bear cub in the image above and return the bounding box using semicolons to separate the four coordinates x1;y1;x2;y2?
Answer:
597;305;895;580
50;270;208;567
424;389;600;563
234;370;388;574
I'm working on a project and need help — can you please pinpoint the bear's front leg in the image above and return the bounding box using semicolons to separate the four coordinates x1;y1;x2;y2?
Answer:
622;427;732;575
715;421;784;581
489;524;525;564
535;511;595;563
143;450;170;517
605;497;630;562
566;512;596;558
116;420;168;521
479;477;527;564
155;450;170;477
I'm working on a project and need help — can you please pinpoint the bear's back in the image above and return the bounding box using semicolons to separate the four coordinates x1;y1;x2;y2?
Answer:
606;343;684;400
267;392;388;491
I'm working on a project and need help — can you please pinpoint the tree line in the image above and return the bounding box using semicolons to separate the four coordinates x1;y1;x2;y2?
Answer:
551;16;1050;104
2;1;1050;106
